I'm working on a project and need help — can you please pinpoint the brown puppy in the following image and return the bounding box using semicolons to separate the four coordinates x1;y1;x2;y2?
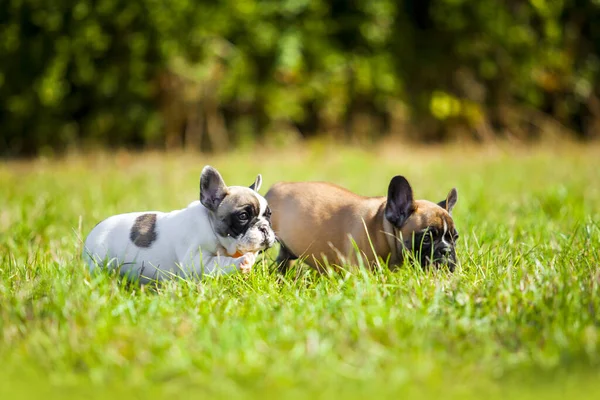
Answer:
265;177;458;273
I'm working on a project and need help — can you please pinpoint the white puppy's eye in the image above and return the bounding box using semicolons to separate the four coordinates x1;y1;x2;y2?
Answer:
238;212;249;221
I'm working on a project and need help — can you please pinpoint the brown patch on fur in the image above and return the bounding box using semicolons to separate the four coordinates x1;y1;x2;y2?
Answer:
399;200;454;238
216;188;260;218
130;214;158;248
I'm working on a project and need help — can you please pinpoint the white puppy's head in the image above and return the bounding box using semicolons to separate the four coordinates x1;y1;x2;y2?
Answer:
200;166;276;255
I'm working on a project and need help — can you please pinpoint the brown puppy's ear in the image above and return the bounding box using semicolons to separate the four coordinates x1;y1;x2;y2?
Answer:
385;176;415;227
249;174;262;192
438;188;458;215
200;166;228;211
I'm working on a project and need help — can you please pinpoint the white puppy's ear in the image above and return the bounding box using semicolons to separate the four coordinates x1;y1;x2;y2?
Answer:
200;166;228;211
249;174;262;192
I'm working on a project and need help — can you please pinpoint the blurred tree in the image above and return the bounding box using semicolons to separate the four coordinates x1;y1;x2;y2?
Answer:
0;0;599;156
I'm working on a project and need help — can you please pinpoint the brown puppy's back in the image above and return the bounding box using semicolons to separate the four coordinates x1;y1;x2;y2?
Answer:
265;182;389;270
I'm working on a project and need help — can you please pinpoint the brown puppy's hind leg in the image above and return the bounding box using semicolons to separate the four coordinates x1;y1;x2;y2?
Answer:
275;242;297;276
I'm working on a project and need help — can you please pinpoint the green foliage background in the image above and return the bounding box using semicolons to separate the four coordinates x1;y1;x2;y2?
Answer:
1;0;600;155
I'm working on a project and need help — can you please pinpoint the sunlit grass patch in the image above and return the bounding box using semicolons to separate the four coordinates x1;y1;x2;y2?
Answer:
1;143;599;398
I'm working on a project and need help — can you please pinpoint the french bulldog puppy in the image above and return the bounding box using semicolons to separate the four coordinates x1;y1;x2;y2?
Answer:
84;166;276;283
265;177;458;273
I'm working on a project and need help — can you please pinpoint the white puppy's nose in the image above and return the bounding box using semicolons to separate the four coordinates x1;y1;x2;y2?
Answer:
259;225;274;246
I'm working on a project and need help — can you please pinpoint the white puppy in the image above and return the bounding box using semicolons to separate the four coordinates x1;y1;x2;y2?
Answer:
83;166;276;283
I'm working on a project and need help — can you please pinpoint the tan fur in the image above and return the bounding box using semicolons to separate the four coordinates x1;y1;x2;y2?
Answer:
399;200;456;239
266;182;454;271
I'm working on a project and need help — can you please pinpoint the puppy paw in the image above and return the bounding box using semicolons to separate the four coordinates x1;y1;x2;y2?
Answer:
239;252;257;274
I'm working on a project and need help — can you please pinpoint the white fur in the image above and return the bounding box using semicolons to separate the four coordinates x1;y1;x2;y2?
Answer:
83;190;269;283
441;219;450;248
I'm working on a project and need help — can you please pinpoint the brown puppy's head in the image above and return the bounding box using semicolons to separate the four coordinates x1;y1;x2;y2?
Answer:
200;166;276;255
384;176;459;271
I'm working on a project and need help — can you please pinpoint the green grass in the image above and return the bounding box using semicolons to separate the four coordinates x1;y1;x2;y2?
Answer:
1;142;599;399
